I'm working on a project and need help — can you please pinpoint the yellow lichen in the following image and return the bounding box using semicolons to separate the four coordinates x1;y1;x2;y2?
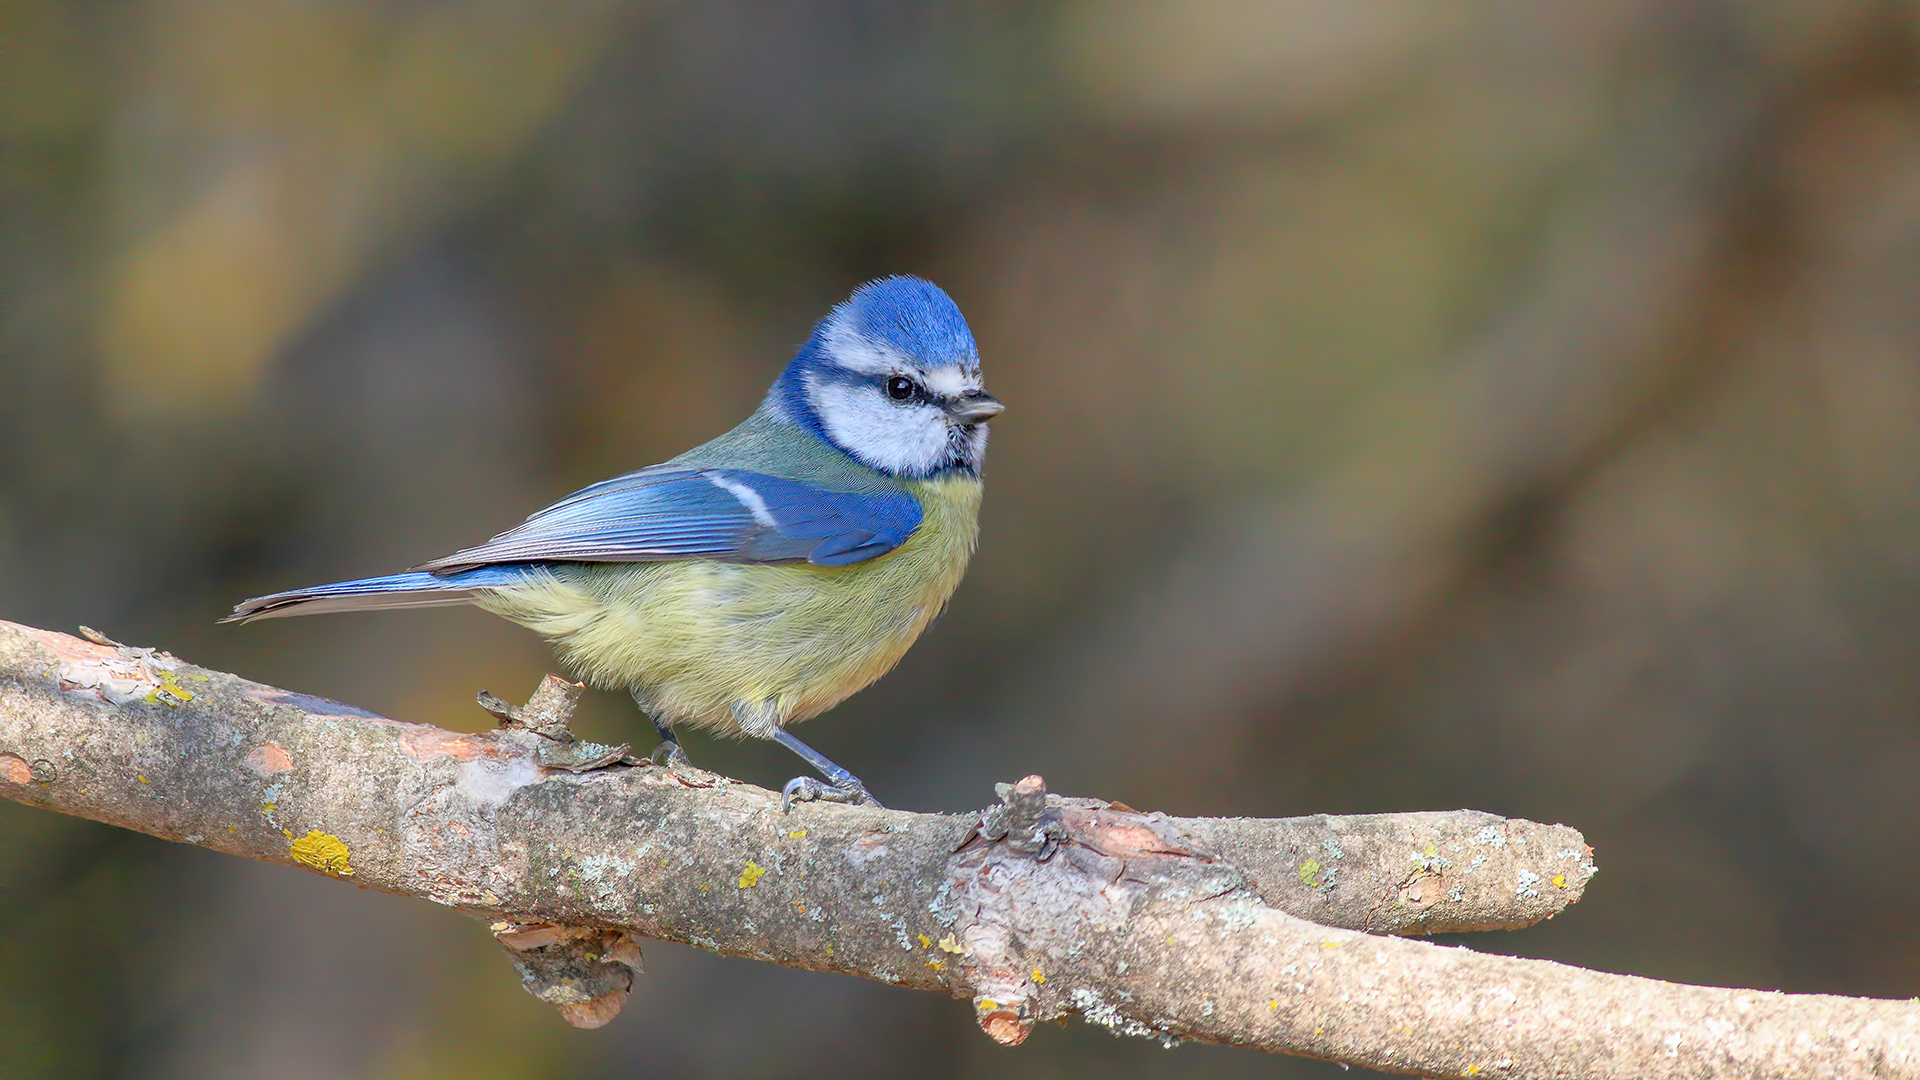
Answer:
289;829;353;877
146;671;195;706
1268;999;1278;1010
936;934;966;954
738;861;767;888
917;934;932;948
1299;858;1321;886
787;828;808;839
925;959;945;972
1552;873;1567;888
1030;969;1046;984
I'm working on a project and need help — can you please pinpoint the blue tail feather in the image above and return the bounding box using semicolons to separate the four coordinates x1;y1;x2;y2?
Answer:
221;566;532;623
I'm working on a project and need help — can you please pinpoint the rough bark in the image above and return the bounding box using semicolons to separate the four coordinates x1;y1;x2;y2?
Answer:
1;619;1914;1077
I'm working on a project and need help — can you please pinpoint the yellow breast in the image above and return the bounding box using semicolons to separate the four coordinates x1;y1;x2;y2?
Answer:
472;475;982;735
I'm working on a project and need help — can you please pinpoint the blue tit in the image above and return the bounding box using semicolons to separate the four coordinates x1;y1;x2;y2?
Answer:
226;275;1002;809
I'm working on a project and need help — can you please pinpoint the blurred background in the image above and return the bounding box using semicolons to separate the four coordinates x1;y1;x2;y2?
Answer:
2;0;1917;1076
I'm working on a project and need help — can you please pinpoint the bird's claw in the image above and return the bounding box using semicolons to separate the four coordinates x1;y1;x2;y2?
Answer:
781;775;884;813
649;740;719;788
649;741;691;769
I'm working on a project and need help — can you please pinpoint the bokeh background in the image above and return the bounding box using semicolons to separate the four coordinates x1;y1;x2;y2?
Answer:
3;0;1918;1077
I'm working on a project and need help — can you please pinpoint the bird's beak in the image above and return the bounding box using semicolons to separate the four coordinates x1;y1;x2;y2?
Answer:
948;391;1004;425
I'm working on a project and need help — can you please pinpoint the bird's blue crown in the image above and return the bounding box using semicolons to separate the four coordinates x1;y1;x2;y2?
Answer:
767;276;995;479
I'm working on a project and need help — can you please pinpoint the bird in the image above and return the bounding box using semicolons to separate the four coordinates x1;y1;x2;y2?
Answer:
225;275;1002;810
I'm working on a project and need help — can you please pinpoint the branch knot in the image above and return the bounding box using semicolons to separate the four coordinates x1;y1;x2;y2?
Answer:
979;774;1067;860
493;923;645;1030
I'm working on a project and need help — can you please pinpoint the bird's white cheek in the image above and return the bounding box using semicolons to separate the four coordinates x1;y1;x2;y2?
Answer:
812;383;947;476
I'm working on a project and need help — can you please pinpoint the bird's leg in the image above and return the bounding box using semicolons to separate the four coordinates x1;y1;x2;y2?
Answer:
772;729;884;812
632;689;692;769
649;721;692;768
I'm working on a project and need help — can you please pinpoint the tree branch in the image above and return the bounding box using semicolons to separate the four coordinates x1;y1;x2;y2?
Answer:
1;620;1913;1076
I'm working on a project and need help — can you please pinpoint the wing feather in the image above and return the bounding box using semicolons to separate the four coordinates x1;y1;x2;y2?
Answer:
414;468;921;573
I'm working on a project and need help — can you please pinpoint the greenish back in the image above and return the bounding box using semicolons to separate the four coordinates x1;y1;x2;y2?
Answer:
665;408;912;497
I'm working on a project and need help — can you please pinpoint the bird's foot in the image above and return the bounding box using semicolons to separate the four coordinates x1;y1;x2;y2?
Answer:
769;728;884;811
782;774;885;813
648;740;719;788
648;740;691;769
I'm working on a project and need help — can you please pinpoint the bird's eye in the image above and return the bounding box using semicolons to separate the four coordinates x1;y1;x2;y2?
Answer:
886;376;917;401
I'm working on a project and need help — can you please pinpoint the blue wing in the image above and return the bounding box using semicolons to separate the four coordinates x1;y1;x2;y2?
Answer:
414;467;923;574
